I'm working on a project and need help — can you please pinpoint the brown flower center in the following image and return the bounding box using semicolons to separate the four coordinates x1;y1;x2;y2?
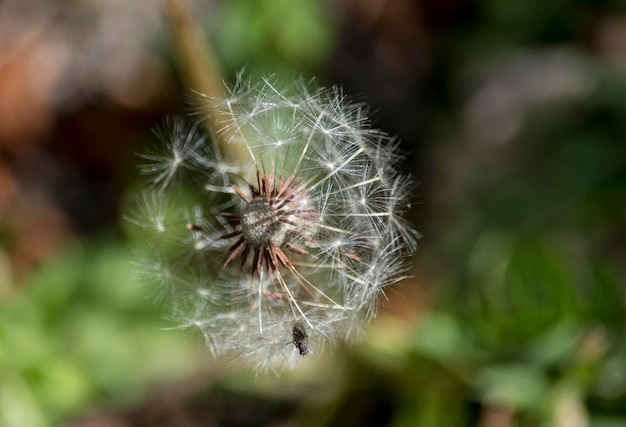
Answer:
241;197;289;247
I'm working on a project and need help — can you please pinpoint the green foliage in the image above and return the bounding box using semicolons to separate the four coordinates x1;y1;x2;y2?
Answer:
0;240;203;426
211;0;333;76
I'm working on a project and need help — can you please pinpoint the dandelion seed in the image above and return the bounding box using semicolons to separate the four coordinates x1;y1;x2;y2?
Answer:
130;73;418;373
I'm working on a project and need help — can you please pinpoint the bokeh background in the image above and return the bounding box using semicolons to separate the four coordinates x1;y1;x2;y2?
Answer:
1;0;626;426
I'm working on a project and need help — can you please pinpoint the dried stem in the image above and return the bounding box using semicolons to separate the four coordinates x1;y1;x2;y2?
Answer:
163;0;248;166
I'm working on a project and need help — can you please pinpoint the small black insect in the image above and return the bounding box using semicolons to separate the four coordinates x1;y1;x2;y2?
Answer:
292;322;309;356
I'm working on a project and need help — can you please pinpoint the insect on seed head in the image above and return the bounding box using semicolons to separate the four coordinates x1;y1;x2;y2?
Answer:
292;322;309;356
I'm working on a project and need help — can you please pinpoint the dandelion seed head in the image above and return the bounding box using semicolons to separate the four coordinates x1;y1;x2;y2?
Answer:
129;74;419;373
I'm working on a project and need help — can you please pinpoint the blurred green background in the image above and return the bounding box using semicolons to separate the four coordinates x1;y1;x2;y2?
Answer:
1;0;626;426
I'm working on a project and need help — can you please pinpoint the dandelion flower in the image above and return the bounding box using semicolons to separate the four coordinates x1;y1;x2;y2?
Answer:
129;74;419;372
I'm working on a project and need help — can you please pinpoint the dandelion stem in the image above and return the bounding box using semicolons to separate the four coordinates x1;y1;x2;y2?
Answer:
164;0;248;167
